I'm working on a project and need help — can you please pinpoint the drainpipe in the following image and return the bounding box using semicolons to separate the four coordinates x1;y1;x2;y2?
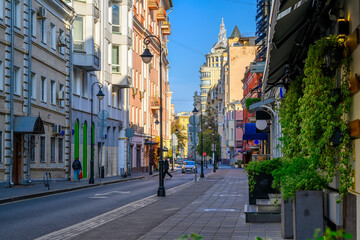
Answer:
67;14;76;180
26;0;33;183
8;0;15;187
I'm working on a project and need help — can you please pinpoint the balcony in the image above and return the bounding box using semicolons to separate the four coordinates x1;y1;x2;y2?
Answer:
151;96;160;110
73;42;100;71
156;7;166;21
148;0;159;10
161;21;171;35
110;67;132;88
140;14;145;25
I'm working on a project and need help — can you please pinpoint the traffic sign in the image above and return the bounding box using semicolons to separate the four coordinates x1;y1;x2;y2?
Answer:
98;110;109;120
203;152;206;156
189;115;200;125
188;126;200;132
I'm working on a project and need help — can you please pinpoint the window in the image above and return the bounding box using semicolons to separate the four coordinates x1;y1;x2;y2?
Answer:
40;136;45;163
107;41;111;65
31;72;36;99
112;45;120;72
59;29;65;54
30;135;35;162
0;131;2;163
40;18;47;43
31;10;36;36
50;137;55;162
50;23;56;49
81;71;88;97
14;0;21;28
58;138;63;163
117;89;121;109
73;69;81;95
0;0;3;20
112;88;116;107
0;60;3;91
41;76;47;102
73;16;84;51
14;66;21;95
59;84;64;107
112;4;120;33
108;0;112;24
50;80;56;104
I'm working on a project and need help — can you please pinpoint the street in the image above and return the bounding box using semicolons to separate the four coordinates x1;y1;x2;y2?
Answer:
0;172;196;240
0;169;283;240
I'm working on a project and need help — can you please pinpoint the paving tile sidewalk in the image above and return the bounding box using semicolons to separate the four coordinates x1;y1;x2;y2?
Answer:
139;169;283;240
0;171;158;204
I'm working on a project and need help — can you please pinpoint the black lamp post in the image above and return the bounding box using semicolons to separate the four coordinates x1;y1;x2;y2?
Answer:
199;105;204;178
141;35;165;197
89;82;105;184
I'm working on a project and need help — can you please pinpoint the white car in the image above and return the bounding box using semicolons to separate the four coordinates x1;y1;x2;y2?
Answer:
181;161;197;173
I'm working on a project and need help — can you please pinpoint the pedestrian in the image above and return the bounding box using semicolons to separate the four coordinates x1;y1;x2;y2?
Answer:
163;158;172;179
72;158;82;181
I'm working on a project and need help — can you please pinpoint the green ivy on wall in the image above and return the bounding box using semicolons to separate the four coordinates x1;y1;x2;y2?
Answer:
277;35;352;200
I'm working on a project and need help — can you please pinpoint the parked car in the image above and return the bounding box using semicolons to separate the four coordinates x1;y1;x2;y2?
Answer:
181;161;197;173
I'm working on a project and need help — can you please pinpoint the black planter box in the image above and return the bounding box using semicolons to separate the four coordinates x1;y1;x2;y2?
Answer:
293;190;324;240
281;197;293;239
249;173;277;205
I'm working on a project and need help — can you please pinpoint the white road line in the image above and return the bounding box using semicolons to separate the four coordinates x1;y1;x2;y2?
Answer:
35;181;193;240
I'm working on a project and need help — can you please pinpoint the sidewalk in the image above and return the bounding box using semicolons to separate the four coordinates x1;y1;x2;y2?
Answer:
0;171;158;204
36;169;283;240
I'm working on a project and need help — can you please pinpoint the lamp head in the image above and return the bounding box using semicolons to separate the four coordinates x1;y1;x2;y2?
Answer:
175;129;179;134
96;88;105;101
141;47;153;64
192;107;199;116
155;119;160;125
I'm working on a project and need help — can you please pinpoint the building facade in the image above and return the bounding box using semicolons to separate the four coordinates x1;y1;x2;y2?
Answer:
0;0;74;186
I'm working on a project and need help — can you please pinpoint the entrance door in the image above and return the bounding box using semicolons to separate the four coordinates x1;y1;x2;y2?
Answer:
13;134;22;184
136;147;141;170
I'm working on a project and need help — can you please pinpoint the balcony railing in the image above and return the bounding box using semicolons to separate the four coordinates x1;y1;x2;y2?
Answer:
73;40;85;52
140;15;145;25
161;21;171;35
156;7;166;21
148;0;159;10
151;96;160;109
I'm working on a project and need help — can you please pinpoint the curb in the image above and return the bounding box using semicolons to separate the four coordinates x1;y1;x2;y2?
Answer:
0;176;145;205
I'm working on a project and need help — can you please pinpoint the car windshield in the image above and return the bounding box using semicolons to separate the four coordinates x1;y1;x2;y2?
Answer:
184;161;195;165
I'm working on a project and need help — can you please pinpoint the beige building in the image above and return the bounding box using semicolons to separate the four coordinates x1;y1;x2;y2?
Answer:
199;19;227;112
176;112;190;159
0;0;74;186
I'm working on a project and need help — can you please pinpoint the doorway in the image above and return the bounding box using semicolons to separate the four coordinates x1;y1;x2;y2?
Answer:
13;134;22;184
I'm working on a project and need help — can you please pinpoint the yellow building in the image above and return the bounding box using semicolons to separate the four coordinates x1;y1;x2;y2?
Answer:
176;112;191;158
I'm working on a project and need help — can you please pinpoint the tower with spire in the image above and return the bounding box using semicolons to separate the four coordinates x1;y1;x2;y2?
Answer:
212;18;228;53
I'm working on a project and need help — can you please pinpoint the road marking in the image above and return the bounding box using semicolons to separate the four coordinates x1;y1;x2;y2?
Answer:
35;181;193;240
203;208;237;212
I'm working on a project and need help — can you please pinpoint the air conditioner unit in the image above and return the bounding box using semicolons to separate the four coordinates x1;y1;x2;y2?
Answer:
58;34;66;47
140;91;145;98
53;124;62;134
57;90;65;100
37;7;46;19
132;87;138;95
149;63;154;69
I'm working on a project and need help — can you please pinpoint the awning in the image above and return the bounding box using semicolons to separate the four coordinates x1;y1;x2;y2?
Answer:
243;123;268;141
14;116;45;134
263;0;312;93
145;140;158;146
249;98;275;113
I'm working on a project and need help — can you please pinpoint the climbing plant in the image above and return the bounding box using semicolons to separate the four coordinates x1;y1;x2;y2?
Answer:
277;35;352;200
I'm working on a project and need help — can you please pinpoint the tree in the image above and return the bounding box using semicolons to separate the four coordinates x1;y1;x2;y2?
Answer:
171;118;187;151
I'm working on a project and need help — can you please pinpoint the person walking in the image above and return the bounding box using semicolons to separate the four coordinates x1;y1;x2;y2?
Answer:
72;158;82;181
163;158;172;179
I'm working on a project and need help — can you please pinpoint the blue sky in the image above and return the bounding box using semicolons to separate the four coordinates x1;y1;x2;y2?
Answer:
167;0;257;113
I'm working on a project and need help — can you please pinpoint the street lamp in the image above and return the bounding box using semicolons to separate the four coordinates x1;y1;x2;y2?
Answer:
89;82;105;184
141;35;165;197
192;107;199;180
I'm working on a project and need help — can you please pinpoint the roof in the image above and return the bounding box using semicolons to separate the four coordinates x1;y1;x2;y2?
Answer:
229;25;242;39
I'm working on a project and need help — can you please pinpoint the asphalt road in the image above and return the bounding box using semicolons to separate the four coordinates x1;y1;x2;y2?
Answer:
0;171;199;240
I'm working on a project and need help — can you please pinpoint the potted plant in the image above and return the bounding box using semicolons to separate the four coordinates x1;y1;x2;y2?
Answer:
245;157;283;205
